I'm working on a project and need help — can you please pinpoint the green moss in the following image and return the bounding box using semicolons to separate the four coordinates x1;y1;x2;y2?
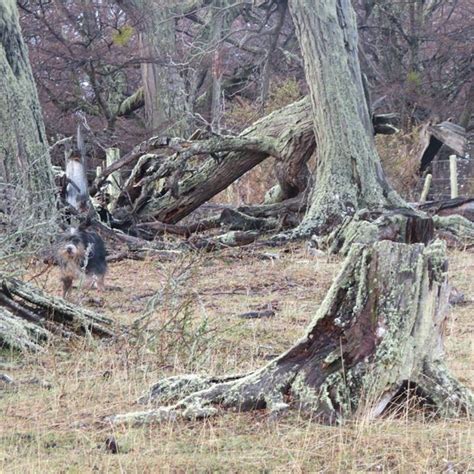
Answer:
112;25;134;46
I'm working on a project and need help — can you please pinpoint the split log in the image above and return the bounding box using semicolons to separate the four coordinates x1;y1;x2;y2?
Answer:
110;240;473;425
238;196;306;218
0;278;116;352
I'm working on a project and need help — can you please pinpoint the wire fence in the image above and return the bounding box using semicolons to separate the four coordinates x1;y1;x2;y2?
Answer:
417;156;473;200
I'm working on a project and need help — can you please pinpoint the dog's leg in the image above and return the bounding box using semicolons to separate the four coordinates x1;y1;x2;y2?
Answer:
61;276;73;298
96;274;105;292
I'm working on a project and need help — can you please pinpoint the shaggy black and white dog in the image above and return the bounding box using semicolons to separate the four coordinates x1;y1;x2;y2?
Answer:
56;227;107;297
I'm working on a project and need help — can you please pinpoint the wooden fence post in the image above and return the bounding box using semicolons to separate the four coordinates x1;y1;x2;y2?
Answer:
449;155;458;199
420;173;432;203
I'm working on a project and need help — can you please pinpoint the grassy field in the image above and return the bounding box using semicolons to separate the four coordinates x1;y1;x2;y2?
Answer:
1;243;472;473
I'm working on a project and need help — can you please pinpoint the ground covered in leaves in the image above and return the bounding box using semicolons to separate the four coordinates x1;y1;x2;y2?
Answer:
1;243;472;472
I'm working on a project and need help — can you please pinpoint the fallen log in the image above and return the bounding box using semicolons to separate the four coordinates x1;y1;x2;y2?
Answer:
219;208;280;231
0;278;116;352
101;97;398;224
188;230;260;250
132;204;296;241
109;240;473;425
418;197;474;222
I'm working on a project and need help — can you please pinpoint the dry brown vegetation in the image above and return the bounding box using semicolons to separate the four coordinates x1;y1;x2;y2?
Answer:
1;243;472;472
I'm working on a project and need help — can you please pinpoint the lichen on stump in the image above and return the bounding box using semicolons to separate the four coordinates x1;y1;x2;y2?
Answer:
110;240;473;425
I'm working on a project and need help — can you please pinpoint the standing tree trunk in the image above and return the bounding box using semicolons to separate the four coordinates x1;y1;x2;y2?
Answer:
128;0;189;136
289;0;404;237
209;1;226;133
0;0;56;238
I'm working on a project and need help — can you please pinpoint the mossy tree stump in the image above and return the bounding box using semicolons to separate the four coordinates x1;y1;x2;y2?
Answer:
111;240;472;425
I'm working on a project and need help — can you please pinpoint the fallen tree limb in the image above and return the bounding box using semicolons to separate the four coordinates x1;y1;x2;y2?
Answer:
433;214;474;248
418;197;474;222
0;278;116;351
219;209;280;231
188;230;260;250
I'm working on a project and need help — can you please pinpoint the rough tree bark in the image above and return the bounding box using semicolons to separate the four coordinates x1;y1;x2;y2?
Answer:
289;0;404;237
124;0;189;136
0;0;56;226
110;240;472;424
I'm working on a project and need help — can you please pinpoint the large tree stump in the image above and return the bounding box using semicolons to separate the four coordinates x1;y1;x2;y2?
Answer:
110;240;472;425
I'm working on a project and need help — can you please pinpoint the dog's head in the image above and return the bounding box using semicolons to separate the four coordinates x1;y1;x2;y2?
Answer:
57;228;87;262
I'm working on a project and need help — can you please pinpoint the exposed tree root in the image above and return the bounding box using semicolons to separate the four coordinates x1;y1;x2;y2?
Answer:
109;240;473;425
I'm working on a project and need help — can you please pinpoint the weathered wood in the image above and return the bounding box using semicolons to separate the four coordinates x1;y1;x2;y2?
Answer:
320;208;434;255
134;99;315;223
0;307;49;352
288;0;404;238
238;196;306;219
419;122;467;174
110;240;473;425
419;173;432;203
95;95;401;222
106;148;122;211
418;197;474;222
117;87;144;117
0;278;116;351
219;209;279;231
430;123;466;157
0;0;57;237
189;231;260;250
372;113;400;135
449;155;458;199
433;215;474;247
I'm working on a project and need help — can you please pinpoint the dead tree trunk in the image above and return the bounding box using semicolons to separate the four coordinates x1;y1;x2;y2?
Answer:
110;240;472;425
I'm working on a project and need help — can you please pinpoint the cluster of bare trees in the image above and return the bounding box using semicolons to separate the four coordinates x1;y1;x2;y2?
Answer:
1;0;473;424
17;0;472;155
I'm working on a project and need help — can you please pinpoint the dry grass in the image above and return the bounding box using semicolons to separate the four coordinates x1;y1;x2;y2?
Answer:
0;244;472;473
